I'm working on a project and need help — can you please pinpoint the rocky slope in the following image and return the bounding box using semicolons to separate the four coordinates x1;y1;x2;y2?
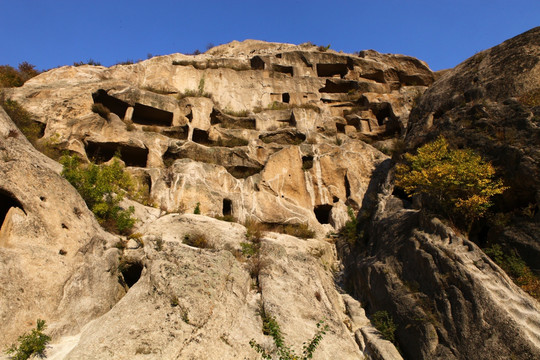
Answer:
339;27;540;359
1;32;540;360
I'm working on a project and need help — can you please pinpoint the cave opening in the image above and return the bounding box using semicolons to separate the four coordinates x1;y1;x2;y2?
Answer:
120;260;143;288
92;90;130;119
319;79;357;93
132;103;173;127
226;166;262;179
273;64;294;76
250;56;265;70
192;128;211;145
302;156;314;170
223;198;232;216
316;63;348;78
371;103;396;126
282;93;290;103
314;204;333;224
85;141;148;167
345;175;351;198
0;189;24;229
162;125;189;140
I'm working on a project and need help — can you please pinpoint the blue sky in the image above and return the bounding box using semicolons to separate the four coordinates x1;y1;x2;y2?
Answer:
0;0;538;71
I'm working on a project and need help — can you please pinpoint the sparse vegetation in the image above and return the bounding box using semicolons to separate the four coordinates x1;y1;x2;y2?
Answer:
73;59;101;66
183;233;213;249
91;103;111;120
1;96;43;145
60;155;137;234
6;319;51;360
371;311;397;344
177;76;212;99
518;88;540;107
340;207;358;245
317;44;331;52
484;244;540;300
250;309;328;360
395;136;507;227
0;62;40;88
194;202;201;214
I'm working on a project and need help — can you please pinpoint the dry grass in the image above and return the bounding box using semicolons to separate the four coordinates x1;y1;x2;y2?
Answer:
183;232;213;249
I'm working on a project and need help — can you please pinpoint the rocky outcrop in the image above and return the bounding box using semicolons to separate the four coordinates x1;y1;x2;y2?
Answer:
0;107;125;347
405;26;540;269
3;40;433;236
340;172;540;359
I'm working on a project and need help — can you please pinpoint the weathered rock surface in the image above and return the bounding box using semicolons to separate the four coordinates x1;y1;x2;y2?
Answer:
0;107;125;347
3;40;433;236
340;172;540;359
406;26;540;270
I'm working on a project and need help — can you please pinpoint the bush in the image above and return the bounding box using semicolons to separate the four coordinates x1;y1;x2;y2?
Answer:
1;97;43;145
193;202;201;214
250;311;328;360
371;311;397;344
340;207;358;245
6;319;51;360
183;233;213;249
60;155;137;234
91;103;110;119
395;136;507;225
0;62;39;88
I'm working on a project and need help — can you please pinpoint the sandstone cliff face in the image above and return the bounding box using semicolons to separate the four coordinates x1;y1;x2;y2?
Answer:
337;27;540;360
3;40;432;235
2;32;540;360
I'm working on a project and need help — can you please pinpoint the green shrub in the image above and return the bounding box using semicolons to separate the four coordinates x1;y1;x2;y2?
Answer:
73;59;101;66
250;311;328;360
193;202;201;214
395;136;507;225
60;155;137;234
340;207;358;245
371;311;397;344
6;319;51;360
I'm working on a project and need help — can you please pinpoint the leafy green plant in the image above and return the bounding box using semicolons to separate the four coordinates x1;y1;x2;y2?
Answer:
60;155;137;234
193;202;201;214
371;311;397;344
6;319;51;360
250;311;328;360
395;136;507;225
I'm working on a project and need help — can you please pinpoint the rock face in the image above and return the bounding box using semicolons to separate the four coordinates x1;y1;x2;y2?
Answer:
3;40;432;235
340;173;540;359
337;27;540;360
2;33;540;360
406;27;540;269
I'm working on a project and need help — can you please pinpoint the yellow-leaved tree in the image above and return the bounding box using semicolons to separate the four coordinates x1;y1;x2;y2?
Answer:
395;136;507;225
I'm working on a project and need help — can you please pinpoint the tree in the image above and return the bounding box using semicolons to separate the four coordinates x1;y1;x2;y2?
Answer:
395;136;506;224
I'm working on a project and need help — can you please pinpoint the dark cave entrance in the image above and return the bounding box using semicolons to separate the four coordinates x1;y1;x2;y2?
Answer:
223;198;233;216
120;260;143;288
92;89;130;119
314;204;333;224
0;189;24;229
273;64;294;76
85;141;148;167
316;63;348;78
302;156;314;170
132;103;173;127
282;93;290;103
192;128;211;145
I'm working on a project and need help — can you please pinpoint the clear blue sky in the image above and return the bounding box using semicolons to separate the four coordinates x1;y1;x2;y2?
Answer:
1;0;538;71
